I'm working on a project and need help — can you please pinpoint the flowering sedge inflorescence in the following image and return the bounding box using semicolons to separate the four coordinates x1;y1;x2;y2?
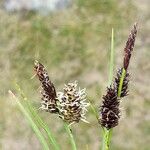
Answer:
57;81;89;124
100;87;119;129
99;24;137;129
34;61;89;124
34;60;59;113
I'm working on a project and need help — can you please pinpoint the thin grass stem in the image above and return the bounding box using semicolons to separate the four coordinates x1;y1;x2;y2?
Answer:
9;90;50;150
117;68;126;98
102;128;112;150
15;84;60;150
64;123;77;150
101;28;114;150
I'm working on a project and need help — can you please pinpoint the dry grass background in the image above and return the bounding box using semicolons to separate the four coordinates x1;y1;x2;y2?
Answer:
0;0;150;150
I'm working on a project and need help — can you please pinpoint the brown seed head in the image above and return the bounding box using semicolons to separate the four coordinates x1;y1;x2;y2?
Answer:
99;87;120;129
34;60;58;113
123;23;137;70
57;81;89;124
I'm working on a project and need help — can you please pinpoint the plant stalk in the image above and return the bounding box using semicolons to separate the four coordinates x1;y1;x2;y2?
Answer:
117;68;126;98
64;123;77;150
102;128;112;150
102;28;114;150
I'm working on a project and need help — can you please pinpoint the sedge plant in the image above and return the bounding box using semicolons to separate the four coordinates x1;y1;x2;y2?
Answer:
99;23;137;150
9;24;137;150
33;61;90;150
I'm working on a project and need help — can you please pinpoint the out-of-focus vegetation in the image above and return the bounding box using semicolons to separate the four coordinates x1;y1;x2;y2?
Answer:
0;0;149;150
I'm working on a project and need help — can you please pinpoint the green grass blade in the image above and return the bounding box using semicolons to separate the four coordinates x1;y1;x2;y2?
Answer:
26;102;60;150
9;90;50;150
101;28;115;150
108;28;114;86
28;102;60;150
15;84;60;150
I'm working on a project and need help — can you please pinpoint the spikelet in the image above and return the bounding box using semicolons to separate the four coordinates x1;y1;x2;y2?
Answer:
34;60;58;113
56;81;89;124
99;87;120;129
123;23;137;70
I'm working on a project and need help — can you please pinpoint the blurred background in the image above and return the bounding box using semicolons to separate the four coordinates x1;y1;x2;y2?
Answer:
0;0;149;149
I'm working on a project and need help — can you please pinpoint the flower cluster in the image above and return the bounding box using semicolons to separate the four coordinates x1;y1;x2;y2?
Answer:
123;23;137;70
34;60;58;113
99;24;137;129
99;87;120;129
34;61;89;124
57;81;89;124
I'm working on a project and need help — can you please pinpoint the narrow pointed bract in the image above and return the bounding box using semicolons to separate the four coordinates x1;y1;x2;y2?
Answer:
123;23;137;70
114;68;130;98
34;60;58;113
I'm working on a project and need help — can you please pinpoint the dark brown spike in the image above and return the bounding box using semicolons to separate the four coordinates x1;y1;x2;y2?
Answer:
34;60;58;113
123;23;137;70
99;87;120;129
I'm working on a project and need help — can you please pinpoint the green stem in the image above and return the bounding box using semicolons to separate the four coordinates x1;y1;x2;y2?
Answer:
117;68;126;98
102;28;114;150
102;128;112;150
64;123;77;150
